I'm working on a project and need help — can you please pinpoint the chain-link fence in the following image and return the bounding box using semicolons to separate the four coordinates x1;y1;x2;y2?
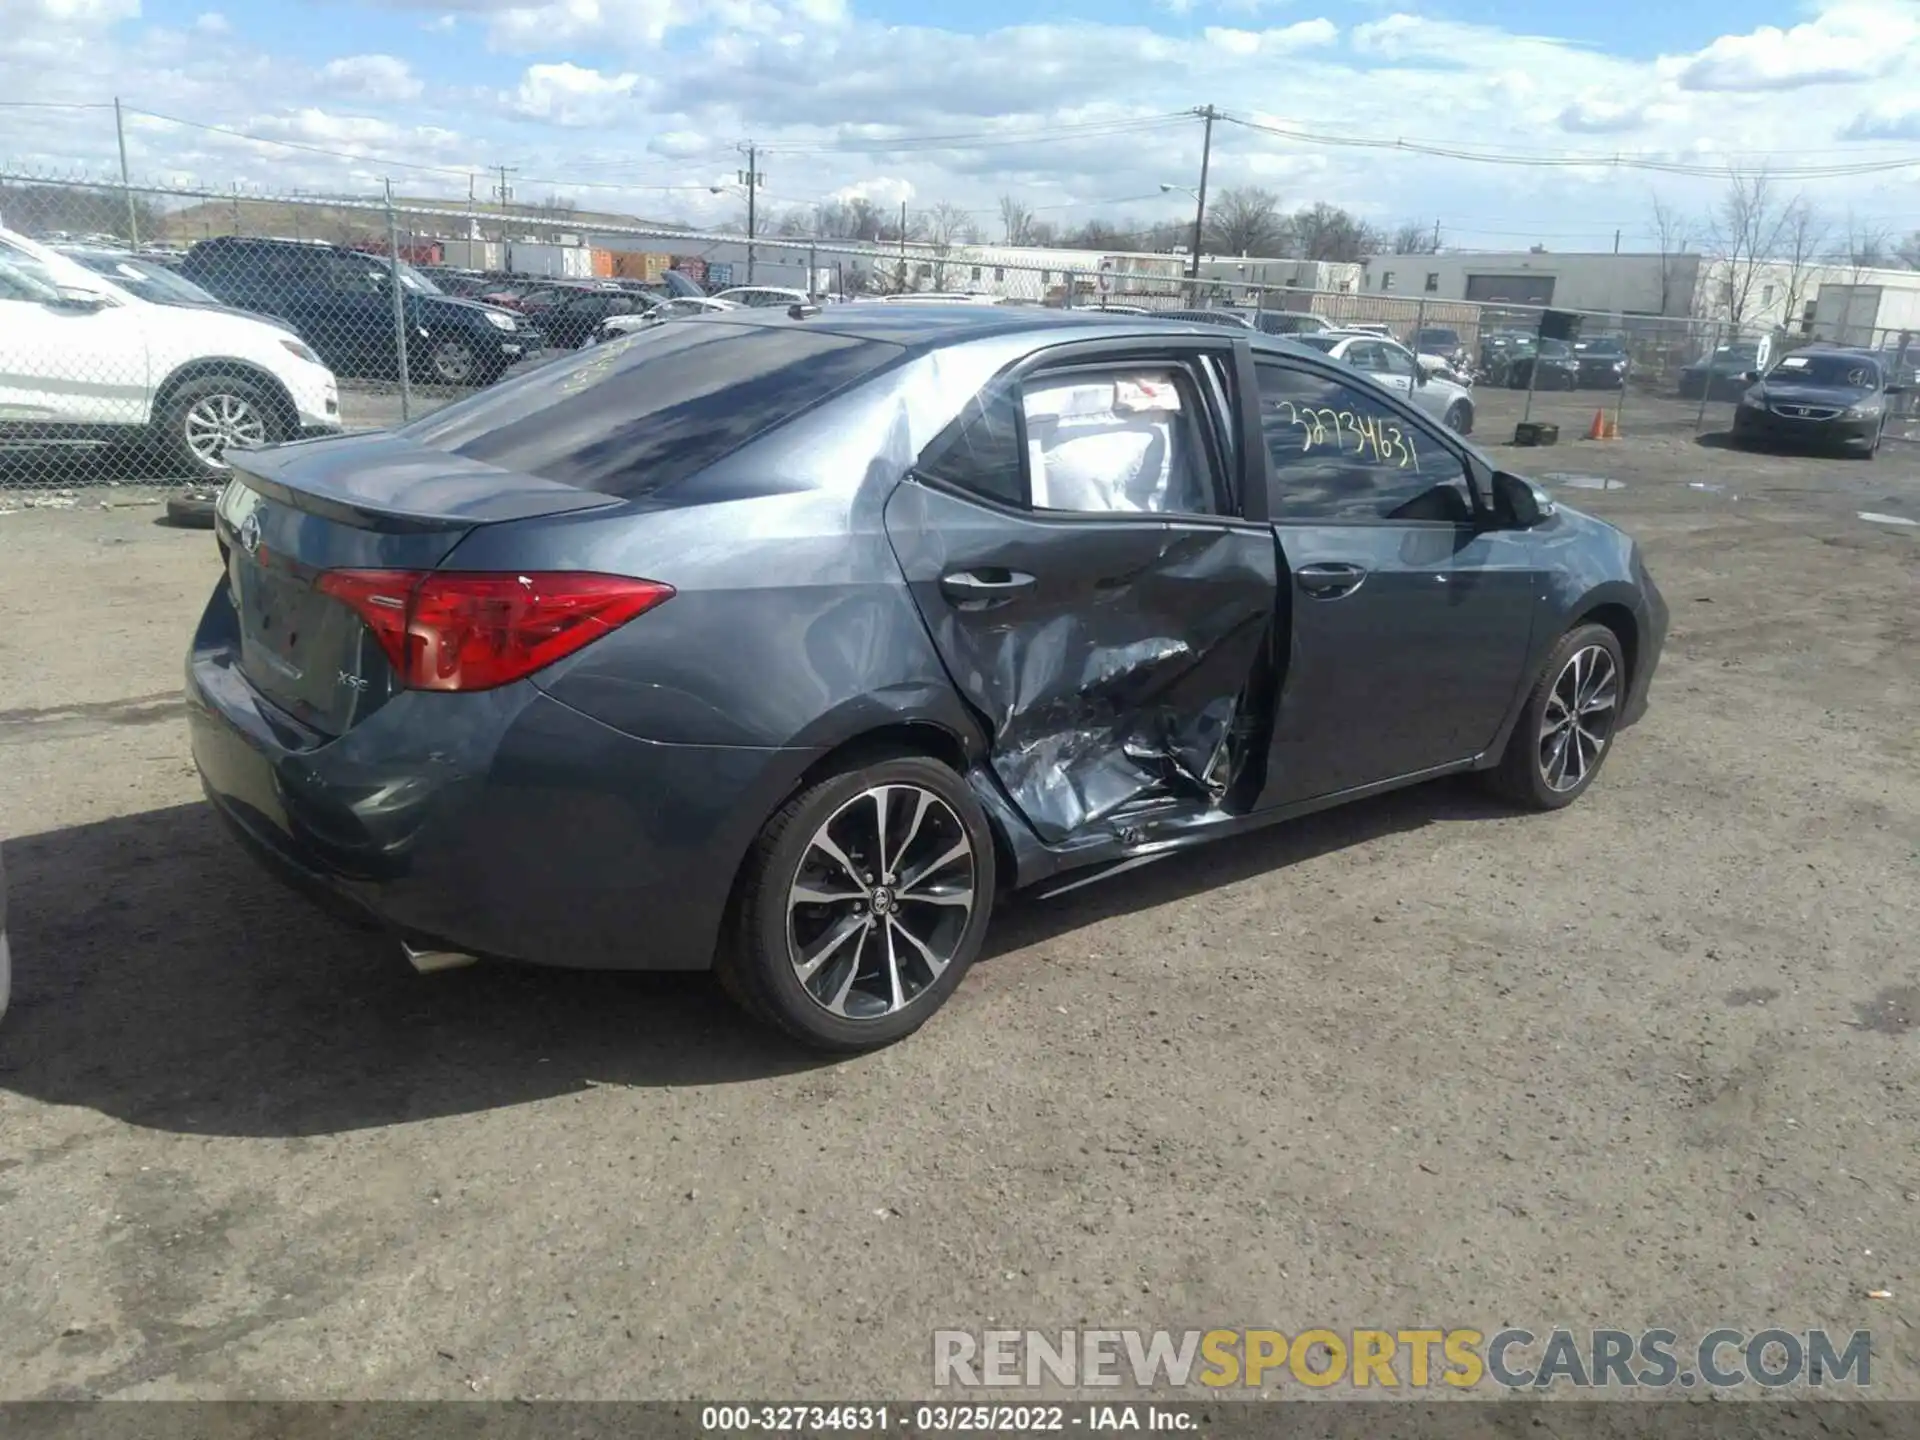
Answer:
4;170;1914;502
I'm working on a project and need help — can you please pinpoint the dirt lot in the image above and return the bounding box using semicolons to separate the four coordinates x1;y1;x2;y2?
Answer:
0;411;1916;1402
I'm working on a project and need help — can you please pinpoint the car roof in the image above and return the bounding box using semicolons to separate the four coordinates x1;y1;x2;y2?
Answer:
697;303;1344;362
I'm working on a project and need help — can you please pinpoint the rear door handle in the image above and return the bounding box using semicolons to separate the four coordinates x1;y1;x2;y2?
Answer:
940;568;1036;608
1295;562;1368;599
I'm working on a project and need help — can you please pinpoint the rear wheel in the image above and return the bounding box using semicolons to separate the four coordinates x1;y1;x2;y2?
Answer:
1485;623;1627;810
156;374;284;480
718;755;997;1052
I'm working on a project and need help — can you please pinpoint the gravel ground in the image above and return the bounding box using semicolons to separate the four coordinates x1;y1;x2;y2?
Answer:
0;407;1915;1403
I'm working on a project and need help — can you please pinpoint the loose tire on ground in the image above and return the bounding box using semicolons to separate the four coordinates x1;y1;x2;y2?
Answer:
717;753;997;1052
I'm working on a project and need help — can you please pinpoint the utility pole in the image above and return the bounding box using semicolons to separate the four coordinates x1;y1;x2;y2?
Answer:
900;199;909;291
493;164;517;269
1613;228;1622;255
1188;104;1216;282
737;142;761;284
113;97;139;247
1432;218;1442;252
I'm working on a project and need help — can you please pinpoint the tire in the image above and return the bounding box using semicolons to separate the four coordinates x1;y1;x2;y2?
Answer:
717;754;998;1052
155;373;284;480
1484;623;1627;811
421;337;480;386
1443;400;1471;434
164;493;218;528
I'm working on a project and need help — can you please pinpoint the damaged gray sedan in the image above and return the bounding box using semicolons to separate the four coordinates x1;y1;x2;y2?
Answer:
188;305;1667;1052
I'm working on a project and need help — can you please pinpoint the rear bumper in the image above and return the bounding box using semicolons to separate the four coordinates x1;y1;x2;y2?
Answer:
186;587;817;971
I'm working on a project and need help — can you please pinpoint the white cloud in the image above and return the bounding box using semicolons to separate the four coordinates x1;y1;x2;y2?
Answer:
318;54;426;103
508;61;646;126
192;11;230;34
1842;100;1920;140
1671;3;1920;92
1203;19;1336;55
3;0;1919;259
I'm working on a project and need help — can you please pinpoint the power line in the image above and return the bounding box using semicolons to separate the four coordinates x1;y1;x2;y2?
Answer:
1217;111;1920;180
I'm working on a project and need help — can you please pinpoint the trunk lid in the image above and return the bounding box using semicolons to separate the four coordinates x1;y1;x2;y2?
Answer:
215;432;619;736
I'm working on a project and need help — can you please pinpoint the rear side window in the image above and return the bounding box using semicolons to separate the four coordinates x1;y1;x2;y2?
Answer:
401;321;902;498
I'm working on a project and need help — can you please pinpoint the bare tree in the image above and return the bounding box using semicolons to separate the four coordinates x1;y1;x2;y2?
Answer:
1705;168;1797;330
1028;219;1059;248
1648;193;1695;317
920;200;973;287
1204;186;1286;257
1823;212;1897;342
1389;220;1438;254
1834;212;1893;268
1776;198;1828;336
1898;230;1920;270
1288;202;1381;263
1065;217;1141;251
999;194;1036;247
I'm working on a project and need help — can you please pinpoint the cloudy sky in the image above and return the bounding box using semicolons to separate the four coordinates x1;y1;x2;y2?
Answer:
4;0;1920;250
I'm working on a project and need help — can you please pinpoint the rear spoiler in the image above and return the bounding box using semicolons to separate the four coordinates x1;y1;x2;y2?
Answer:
230;431;620;532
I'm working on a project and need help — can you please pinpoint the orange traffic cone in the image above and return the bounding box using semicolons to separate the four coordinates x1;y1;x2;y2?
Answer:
1586;409;1606;441
1603;413;1619;439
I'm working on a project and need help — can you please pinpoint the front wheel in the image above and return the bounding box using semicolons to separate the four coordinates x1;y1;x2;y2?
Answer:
1485;624;1627;810
156;374;284;479
1443;400;1471;434
718;755;997;1052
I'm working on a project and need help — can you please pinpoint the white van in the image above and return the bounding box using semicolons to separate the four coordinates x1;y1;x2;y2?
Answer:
0;227;341;478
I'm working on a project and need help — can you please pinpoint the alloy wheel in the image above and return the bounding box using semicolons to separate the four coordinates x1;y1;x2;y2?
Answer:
182;392;266;469
431;340;477;384
785;784;976;1021
1538;644;1619;792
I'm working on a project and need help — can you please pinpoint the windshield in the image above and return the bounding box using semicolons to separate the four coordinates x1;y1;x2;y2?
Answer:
393;261;443;295
1767;353;1881;388
1576;337;1624;355
1292;334;1341;353
1415;329;1459;347
67;252;220;307
1538;339;1573;357
1712;345;1758;362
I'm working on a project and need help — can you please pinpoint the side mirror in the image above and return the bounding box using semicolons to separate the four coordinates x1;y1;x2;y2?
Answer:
1741;370;1760;383
1492;471;1554;529
49;287;111;313
1885;383;1907;396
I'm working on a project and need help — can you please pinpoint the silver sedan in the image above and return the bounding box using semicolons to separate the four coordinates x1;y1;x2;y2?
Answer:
1293;331;1476;434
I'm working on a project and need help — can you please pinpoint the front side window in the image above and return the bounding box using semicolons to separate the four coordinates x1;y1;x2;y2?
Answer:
1254;361;1474;524
1377;344;1418;378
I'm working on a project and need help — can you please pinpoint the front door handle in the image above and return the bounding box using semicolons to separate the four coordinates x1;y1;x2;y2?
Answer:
940;568;1036;609
1295;562;1368;599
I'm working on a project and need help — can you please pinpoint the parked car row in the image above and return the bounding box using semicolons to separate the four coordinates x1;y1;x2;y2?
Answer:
1;226;342;480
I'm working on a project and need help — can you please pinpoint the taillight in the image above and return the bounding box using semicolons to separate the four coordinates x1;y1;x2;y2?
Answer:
317;570;674;692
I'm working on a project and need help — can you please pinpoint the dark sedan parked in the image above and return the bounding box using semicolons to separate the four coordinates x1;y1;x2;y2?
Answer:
188;309;1666;1051
1572;336;1631;389
1730;349;1903;457
1678;343;1761;401
1504;338;1582;390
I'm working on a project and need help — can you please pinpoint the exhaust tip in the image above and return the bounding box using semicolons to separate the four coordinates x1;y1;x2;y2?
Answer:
403;942;479;974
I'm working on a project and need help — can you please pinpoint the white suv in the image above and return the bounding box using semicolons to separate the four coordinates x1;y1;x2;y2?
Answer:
0;227;341;478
